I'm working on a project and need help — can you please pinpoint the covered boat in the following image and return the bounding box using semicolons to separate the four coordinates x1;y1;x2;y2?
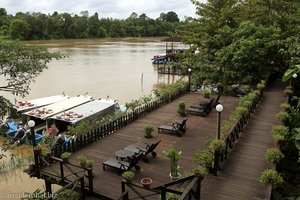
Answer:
13;95;69;113
49;98;119;131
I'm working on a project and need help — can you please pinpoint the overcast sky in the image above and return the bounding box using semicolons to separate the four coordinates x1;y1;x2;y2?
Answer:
0;0;207;20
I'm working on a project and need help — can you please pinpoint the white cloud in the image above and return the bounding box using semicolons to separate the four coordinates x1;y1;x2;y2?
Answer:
0;0;206;20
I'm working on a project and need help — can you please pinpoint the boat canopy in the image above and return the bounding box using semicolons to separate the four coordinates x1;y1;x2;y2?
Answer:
13;95;70;113
23;95;93;120
50;98;118;124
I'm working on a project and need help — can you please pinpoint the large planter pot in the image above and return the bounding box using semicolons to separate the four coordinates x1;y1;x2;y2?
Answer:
62;157;70;163
169;173;181;181
141;177;152;189
80;162;88;169
34;148;42;155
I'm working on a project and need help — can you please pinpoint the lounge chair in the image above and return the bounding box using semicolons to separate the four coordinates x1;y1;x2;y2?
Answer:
187;100;213;117
157;118;187;137
211;95;221;108
123;140;161;162
102;153;142;173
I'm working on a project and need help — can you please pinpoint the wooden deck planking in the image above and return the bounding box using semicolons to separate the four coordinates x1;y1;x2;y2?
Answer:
201;81;286;200
41;93;239;199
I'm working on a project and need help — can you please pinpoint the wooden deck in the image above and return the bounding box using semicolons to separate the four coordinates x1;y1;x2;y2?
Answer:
201;80;286;200
40;80;285;200
41;93;239;199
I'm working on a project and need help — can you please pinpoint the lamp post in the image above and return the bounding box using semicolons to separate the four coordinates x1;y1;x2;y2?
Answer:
214;104;223;176
216;104;223;140
292;73;297;91
28;120;39;172
188;68;192;92
289;73;297;104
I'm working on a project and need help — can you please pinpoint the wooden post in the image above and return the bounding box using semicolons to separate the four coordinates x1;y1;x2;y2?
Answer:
121;180;126;193
88;168;93;193
80;177;86;200
60;161;64;182
213;150;219;176
161;186;166;200
45;180;52;200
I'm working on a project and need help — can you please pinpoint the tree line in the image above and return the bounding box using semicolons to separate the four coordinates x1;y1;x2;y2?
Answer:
0;8;188;40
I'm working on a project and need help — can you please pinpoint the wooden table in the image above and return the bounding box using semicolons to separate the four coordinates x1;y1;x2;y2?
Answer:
115;149;135;160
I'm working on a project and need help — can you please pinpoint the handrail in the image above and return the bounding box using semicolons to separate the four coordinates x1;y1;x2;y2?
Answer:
120;175;202;200
46;85;189;161
213;89;263;175
50;176;85;200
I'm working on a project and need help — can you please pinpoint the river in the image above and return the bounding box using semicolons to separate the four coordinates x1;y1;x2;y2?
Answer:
0;37;184;198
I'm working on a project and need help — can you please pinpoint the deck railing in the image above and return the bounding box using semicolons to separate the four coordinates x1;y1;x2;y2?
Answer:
119;175;202;200
212;73;277;175
37;156;94;197
49;86;189;158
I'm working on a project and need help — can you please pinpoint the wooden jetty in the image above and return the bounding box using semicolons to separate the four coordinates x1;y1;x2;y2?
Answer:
31;78;284;200
38;93;239;199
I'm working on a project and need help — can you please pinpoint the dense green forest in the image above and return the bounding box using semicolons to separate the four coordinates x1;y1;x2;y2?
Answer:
0;8;187;40
179;0;300;88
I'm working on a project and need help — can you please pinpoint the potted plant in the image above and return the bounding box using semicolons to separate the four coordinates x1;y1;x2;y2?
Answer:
86;159;94;168
177;101;187;117
61;152;72;163
259;169;284;187
164;147;182;180
122;171;135;183
193;165;208;178
193;150;214;171
283;86;293;96
272;125;289;145
276;111;289;124
141;177;152;189
166;193;180;200
41;147;52;157
208;139;226;152
202;89;211;98
280;103;291;112
77;154;87;168
33;144;42;155
144;124;154;138
265;148;284;164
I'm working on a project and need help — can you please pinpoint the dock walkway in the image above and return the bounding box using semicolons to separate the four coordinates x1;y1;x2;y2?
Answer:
201;80;286;200
40;81;285;200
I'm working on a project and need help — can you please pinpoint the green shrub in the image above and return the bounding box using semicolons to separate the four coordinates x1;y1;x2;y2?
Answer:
177;101;187;116
259;169;284;186
122;171;135;181
193;150;214;167
193;165;208;177
265;148;285;163
231;106;249;120
280;103;291;111
61;152;72;159
144;124;154;138
208;139;225;151
272;125;289;141
276;111;289;122
202;89;211;98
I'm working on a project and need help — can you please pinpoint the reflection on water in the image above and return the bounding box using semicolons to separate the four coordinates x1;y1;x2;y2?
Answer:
0;37;185;196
